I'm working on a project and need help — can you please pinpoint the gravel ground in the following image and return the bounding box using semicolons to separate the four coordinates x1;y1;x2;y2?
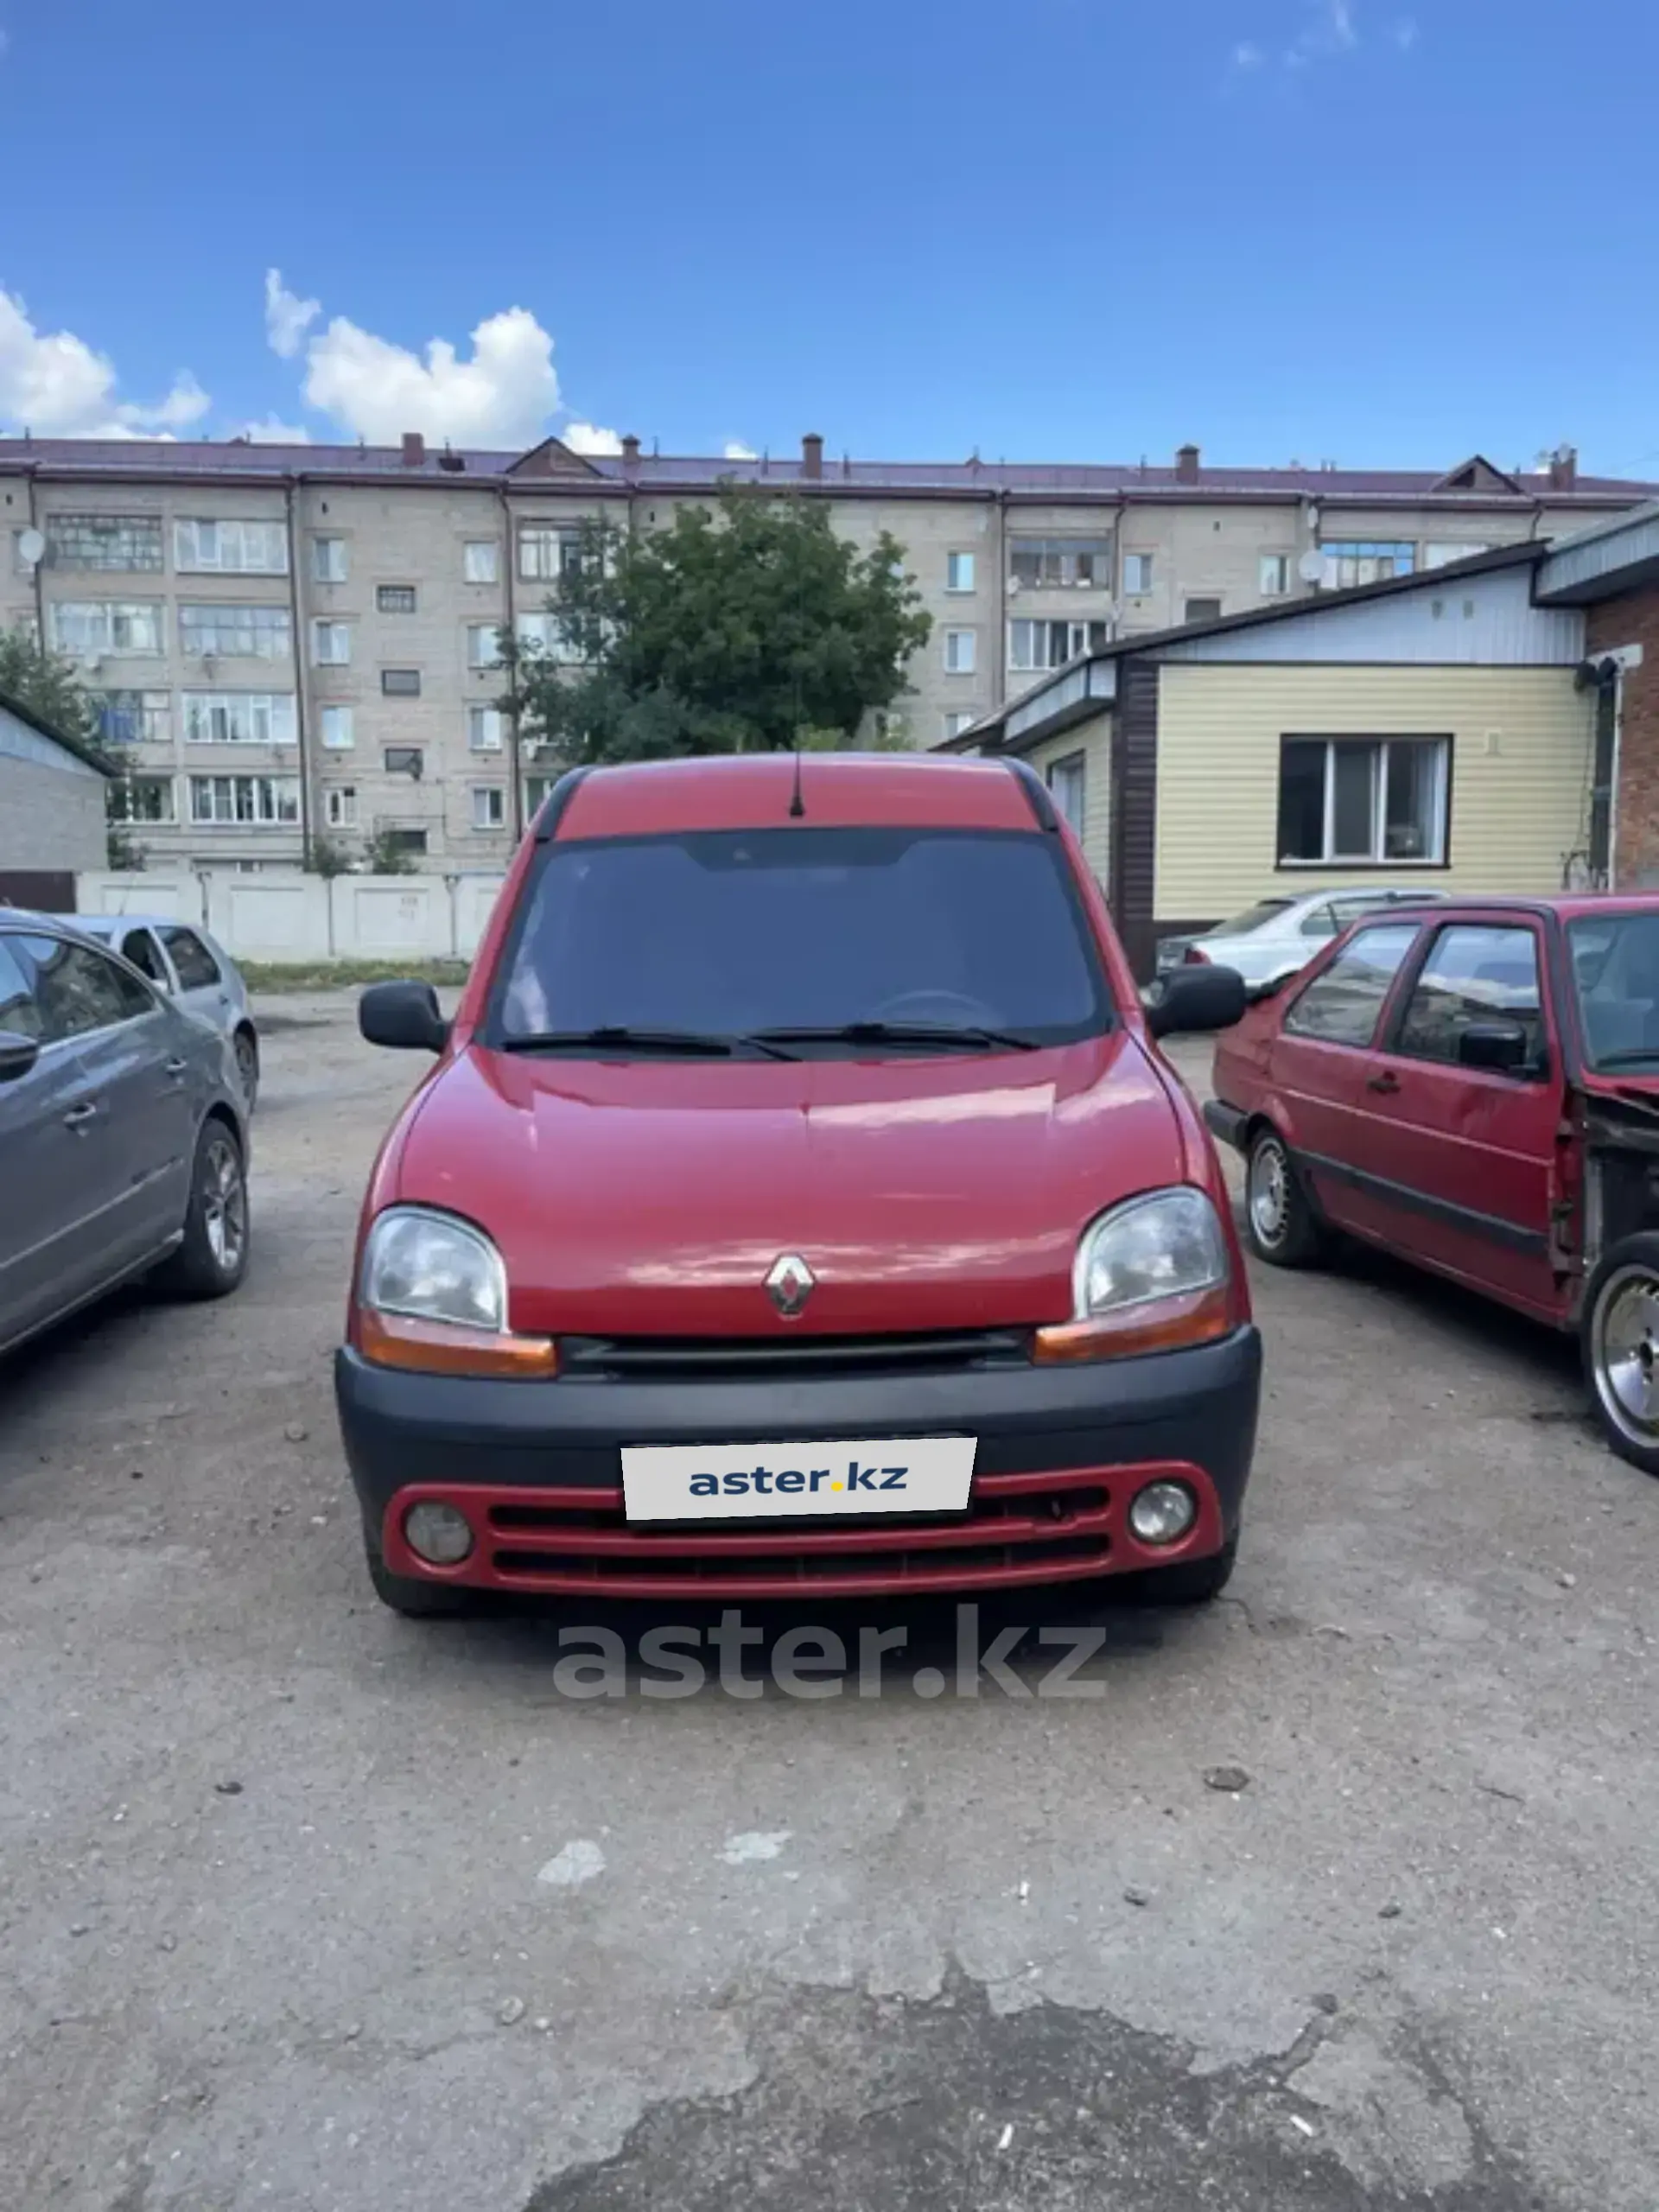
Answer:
2;1001;1656;2211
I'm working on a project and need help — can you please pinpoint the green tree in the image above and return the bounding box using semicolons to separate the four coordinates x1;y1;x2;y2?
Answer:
0;626;115;768
106;823;147;871
308;831;355;878
498;488;931;766
364;827;418;876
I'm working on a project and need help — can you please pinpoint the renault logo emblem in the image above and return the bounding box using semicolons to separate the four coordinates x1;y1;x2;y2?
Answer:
766;1253;815;1318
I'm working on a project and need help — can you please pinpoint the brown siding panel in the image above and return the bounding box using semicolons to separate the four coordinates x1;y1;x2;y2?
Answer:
1113;658;1160;979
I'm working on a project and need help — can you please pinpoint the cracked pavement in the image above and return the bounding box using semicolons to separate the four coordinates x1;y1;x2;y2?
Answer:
1;1003;1656;2209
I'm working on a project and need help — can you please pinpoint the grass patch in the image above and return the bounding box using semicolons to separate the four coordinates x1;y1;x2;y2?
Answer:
241;957;472;994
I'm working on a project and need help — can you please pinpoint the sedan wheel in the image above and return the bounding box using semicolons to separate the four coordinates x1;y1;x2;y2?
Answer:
1586;1239;1659;1475
1242;1127;1326;1268
154;1121;250;1301
233;1028;259;1109
1247;1138;1290;1249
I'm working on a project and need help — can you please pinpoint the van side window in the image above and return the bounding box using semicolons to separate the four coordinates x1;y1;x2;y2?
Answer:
1283;923;1419;1048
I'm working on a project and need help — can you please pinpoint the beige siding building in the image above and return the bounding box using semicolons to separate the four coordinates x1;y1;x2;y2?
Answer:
0;433;1648;872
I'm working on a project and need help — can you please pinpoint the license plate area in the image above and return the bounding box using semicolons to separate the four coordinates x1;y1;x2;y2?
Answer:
620;1436;977;1522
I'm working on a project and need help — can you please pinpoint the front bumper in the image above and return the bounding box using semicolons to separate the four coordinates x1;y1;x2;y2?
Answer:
334;1325;1262;1600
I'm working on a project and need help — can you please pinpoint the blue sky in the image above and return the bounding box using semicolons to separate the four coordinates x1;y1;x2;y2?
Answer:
1;0;1656;473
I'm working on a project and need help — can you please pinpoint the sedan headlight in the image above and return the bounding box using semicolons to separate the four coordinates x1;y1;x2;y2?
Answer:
1075;1187;1228;1315
360;1207;506;1332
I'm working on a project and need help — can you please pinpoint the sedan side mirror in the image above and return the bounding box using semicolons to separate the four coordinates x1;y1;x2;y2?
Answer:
1147;963;1247;1038
0;1028;41;1084
359;981;449;1052
1457;1020;1530;1074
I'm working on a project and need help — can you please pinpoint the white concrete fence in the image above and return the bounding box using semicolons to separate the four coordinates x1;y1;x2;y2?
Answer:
74;869;508;964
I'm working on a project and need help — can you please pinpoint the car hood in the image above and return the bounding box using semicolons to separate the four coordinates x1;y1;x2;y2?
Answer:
393;1033;1182;1337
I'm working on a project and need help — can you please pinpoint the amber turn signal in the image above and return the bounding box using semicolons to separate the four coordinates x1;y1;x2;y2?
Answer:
1032;1284;1234;1364
355;1306;559;1378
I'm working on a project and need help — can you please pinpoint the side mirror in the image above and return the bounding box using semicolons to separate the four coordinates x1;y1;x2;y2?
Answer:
1458;1020;1530;1073
359;981;449;1053
1147;963;1247;1038
0;1028;41;1084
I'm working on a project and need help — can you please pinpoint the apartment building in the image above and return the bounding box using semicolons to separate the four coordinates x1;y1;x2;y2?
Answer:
1;432;1651;870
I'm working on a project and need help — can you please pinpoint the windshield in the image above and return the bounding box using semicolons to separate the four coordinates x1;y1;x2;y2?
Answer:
493;826;1112;1052
1209;899;1294;938
1570;912;1659;1071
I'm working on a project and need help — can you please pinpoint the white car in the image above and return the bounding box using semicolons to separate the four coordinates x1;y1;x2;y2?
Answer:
73;915;260;1109
1156;887;1449;992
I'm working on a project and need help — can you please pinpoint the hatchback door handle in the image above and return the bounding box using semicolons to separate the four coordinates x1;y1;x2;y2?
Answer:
1367;1071;1402;1095
164;1056;188;1077
63;1102;99;1129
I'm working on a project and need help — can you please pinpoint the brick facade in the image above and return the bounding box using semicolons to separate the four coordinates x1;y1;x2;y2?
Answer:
1588;588;1659;888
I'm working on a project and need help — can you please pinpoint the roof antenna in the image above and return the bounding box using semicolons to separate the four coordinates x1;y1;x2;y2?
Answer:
788;741;805;818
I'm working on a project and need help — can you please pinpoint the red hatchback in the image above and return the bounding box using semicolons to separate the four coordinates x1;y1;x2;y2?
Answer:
335;753;1257;1616
1207;894;1659;1475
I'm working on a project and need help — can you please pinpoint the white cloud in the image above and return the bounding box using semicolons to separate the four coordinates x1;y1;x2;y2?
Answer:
238;416;310;444
0;285;210;439
264;269;320;360
1231;41;1264;67
723;440;759;461
563;420;622;456
1390;15;1419;48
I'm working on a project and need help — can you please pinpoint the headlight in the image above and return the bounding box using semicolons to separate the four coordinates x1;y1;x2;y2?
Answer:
1074;1187;1228;1316
360;1206;505;1332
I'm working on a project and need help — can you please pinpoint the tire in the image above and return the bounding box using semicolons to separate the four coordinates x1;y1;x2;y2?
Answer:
153;1117;249;1300
233;1026;259;1113
1242;1125;1327;1268
1122;1535;1239;1607
362;1518;481;1618
1582;1232;1659;1478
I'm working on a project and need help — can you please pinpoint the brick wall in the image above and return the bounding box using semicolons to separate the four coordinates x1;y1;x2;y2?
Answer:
0;753;106;873
1588;588;1659;888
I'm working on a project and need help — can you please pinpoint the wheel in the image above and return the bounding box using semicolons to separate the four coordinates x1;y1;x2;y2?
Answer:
1582;1233;1659;1477
361;1518;481;1618
233;1027;259;1112
153;1118;249;1300
1122;1535;1238;1606
1243;1125;1327;1268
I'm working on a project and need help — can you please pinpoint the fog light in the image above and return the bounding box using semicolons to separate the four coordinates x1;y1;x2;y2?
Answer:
1128;1479;1197;1547
404;1501;474;1567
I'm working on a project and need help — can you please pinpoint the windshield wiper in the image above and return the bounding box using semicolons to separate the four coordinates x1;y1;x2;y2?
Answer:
500;1027;799;1060
751;1020;1041;1052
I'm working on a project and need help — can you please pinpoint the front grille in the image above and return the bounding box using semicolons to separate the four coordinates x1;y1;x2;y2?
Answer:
493;1532;1110;1586
556;1327;1033;1382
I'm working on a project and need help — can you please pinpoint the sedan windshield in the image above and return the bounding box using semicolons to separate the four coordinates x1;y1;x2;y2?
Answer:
494;826;1112;1052
1570;912;1659;1071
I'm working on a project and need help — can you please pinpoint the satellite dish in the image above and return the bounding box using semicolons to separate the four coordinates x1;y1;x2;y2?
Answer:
1297;550;1325;585
16;528;44;568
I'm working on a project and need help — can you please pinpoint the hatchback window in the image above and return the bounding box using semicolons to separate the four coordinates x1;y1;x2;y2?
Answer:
1212;899;1293;937
1395;925;1543;1066
1283;923;1419;1048
14;934;155;1042
162;927;221;990
496;827;1110;1050
1570;912;1659;1070
0;937;42;1039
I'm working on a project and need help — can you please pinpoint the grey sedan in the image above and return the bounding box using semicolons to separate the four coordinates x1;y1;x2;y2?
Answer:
0;917;251;1358
73;914;260;1109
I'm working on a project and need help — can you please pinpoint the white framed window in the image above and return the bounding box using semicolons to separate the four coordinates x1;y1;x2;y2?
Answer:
467;622;499;670
174;518;288;575
463;539;499;583
180;604;289;658
1007;619;1111;672
181;691;297;746
946;551;976;593
524;773;558;816
944;628;976;675
47;514;163;571
95;690;170;745
188;773;301;825
1319;540;1415;588
311;620;352;666
320;705;355;751
324;785;359;829
1423;541;1491;570
470;785;506;830
1010;537;1111;588
377;583;417;613
107;774;175;823
1260;554;1291;595
312;536;348;582
1277;735;1452;865
518;524;584;582
1046;750;1086;836
944;709;977;740
467;706;504;752
1123;553;1154;595
49;601;163;656
515;611;584;664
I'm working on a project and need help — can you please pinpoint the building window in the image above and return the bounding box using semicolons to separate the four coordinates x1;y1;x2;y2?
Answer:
518;524;585;582
1259;554;1291;596
1277;735;1451;865
946;551;976;593
467;623;499;670
313;536;348;582
1123;553;1154;595
320;706;354;750
311;620;352;666
95;690;170;745
1319;539;1415;588
188;773;301;825
468;706;504;752
515;612;584;664
944;628;976;674
324;786;359;829
49;601;163;656
174;518;288;575
383;745;423;776
943;710;978;741
471;785;506;830
1183;597;1223;624
179;604;290;659
463;540;499;583
1007;619;1111;673
381;668;422;696
383;828;428;858
1046;751;1086;836
1010;537;1112;589
1422;542;1491;570
181;691;297;746
377;583;417;613
524;774;558;816
45;514;163;571
106;774;175;823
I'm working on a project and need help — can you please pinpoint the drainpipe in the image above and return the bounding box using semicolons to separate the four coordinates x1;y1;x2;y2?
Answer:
283;479;314;870
995;490;1009;709
499;484;523;839
25;470;44;641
